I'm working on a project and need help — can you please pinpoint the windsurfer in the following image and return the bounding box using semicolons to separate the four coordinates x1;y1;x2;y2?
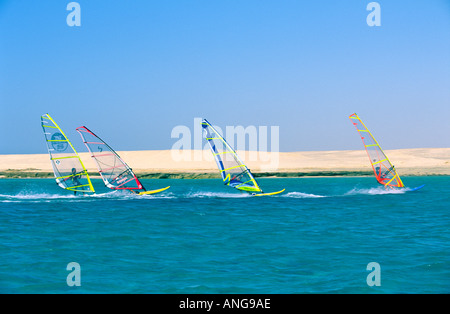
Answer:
71;168;83;195
374;160;381;177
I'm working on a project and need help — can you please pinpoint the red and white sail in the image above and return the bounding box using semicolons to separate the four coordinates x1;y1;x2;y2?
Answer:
76;126;146;192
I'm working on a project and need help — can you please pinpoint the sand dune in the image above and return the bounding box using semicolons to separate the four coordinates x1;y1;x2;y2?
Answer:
1;148;449;176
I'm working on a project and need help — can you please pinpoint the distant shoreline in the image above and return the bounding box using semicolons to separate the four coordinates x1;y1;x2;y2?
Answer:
1;148;449;178
1;170;448;179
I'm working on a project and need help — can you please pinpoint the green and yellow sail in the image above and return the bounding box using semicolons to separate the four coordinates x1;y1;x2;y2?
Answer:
41;114;95;193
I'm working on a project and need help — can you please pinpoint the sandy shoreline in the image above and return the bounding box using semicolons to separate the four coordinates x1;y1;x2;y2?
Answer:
1;148;449;178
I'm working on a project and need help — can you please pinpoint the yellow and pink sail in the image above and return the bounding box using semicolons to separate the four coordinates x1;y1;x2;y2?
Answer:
349;113;404;188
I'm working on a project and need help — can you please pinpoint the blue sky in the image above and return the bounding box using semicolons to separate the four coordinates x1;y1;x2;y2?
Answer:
1;0;449;154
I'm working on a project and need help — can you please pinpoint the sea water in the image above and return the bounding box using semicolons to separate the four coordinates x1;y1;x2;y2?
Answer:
0;177;448;293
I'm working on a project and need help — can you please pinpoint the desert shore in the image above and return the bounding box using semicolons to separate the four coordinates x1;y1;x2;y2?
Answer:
0;148;449;178
0;148;450;178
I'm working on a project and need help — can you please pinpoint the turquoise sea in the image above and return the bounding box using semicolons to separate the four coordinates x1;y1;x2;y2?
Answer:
0;177;448;294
